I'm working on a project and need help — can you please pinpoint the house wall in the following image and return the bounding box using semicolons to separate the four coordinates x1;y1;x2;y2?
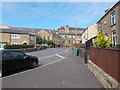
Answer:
11;34;30;45
82;23;97;43
87;23;98;40
0;33;37;46
82;29;87;43
37;30;61;46
29;35;36;47
37;30;51;41
0;33;10;44
117;4;120;45
60;34;81;46
97;2;120;46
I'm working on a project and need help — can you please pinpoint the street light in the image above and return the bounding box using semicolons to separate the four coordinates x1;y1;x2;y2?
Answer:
75;20;78;44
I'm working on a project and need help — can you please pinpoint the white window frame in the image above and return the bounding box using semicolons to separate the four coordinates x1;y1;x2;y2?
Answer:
112;30;117;47
11;34;20;39
69;35;71;39
73;36;75;39
11;43;20;45
111;11;116;25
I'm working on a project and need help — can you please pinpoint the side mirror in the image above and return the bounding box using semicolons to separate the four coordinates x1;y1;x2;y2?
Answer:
24;55;28;59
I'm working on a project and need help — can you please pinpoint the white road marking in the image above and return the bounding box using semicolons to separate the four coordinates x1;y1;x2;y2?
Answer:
38;47;69;60
56;54;65;59
2;58;64;79
38;54;56;60
2;48;68;79
65;48;69;52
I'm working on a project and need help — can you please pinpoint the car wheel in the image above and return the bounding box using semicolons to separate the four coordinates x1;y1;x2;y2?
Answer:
30;61;38;68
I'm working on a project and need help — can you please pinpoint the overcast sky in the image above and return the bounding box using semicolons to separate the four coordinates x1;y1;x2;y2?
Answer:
1;2;117;29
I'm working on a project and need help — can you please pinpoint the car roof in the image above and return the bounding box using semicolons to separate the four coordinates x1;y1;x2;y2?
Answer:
0;49;16;52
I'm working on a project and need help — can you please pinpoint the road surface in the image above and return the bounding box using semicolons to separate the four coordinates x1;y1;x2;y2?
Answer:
2;47;103;88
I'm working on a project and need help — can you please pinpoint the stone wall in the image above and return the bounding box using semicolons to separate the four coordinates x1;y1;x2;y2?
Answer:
88;60;120;89
79;48;85;61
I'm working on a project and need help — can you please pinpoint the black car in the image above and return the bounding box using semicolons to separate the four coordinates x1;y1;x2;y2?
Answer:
0;49;39;76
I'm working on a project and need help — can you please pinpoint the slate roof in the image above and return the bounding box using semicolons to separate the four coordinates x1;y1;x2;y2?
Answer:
0;28;36;36
59;33;82;36
58;26;85;31
10;27;54;34
69;27;85;30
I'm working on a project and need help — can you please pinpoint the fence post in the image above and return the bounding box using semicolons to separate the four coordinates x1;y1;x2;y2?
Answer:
84;47;88;64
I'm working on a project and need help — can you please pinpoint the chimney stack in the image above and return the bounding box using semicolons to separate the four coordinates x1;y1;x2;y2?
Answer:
105;5;110;14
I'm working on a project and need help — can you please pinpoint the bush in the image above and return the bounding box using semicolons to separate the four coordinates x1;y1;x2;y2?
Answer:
46;40;54;46
95;31;112;48
36;36;46;44
4;45;34;49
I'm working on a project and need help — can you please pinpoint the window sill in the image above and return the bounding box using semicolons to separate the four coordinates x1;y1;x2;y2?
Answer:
110;24;116;27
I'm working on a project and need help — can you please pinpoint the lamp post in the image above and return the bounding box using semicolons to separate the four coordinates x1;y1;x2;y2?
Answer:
75;20;78;44
42;30;43;50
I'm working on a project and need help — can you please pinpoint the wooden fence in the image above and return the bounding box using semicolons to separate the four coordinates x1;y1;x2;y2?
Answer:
90;47;120;83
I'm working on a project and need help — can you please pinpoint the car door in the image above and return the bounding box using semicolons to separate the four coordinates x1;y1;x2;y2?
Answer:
9;51;30;68
2;51;15;72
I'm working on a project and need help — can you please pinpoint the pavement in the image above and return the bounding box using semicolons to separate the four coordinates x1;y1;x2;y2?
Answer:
2;47;103;88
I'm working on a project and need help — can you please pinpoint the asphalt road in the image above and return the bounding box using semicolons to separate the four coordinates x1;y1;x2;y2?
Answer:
2;47;103;88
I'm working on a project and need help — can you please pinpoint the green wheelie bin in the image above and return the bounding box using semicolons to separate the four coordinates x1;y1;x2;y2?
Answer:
72;48;79;56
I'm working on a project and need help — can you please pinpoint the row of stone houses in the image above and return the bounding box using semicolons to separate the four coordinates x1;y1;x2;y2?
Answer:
0;24;62;48
58;25;85;46
0;24;85;48
82;1;120;47
1;1;119;48
0;24;37;48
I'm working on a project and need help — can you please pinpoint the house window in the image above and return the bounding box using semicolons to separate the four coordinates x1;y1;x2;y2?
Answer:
73;41;75;44
112;30;117;47
62;36;65;39
69;36;71;39
111;11;116;25
30;36;34;40
65;40;68;43
65;36;67;38
73;36;75;39
99;23;102;31
44;37;46;40
12;43;20;45
11;34;20;39
69;40;70;43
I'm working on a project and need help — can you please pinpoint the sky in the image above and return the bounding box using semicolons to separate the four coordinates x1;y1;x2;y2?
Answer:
1;2;117;30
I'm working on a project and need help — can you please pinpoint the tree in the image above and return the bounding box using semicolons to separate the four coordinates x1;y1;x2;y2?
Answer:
36;36;46;44
95;31;112;48
46;40;54;46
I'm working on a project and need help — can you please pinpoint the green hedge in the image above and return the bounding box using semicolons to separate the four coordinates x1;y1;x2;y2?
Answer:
4;45;34;49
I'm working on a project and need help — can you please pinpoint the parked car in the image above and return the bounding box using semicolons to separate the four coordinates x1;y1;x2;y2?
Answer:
0;49;39;77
